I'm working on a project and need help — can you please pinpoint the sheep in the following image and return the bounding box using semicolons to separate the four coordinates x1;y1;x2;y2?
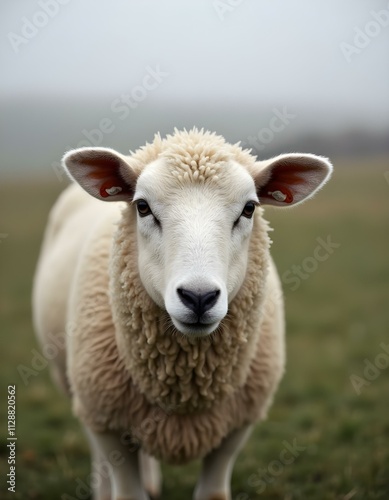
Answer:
32;128;332;500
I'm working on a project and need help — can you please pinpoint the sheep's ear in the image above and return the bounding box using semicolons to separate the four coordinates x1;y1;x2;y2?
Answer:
253;153;333;207
62;147;137;202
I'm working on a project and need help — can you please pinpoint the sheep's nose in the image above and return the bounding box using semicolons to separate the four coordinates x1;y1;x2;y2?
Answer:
177;288;220;317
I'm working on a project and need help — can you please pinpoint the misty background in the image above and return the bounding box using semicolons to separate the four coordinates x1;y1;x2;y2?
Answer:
1;0;388;179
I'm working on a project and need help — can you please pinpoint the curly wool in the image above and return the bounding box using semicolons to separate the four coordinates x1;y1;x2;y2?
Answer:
128;128;256;181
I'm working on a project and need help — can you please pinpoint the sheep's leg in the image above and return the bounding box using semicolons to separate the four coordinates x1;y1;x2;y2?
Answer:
139;449;162;499
84;426;112;500
91;451;112;500
86;428;149;500
193;424;253;500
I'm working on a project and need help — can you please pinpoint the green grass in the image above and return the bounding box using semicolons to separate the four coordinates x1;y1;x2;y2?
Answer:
1;157;389;499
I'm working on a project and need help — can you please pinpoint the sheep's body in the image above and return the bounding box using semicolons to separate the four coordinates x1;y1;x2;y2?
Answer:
33;129;332;499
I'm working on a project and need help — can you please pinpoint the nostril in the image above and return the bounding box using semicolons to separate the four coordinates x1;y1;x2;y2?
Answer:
201;290;220;314
177;288;220;317
177;288;199;313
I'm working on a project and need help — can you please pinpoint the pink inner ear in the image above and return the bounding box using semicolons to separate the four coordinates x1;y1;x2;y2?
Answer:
259;159;323;205
260;167;305;204
271;165;307;186
76;152;134;199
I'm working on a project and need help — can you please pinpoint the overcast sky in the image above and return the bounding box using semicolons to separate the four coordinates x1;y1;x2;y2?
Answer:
1;0;388;121
0;0;388;175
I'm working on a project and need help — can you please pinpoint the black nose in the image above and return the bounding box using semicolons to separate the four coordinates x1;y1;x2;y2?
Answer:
177;288;220;317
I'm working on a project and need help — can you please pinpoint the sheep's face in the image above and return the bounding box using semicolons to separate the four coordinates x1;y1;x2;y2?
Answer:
63;131;332;337
133;159;259;336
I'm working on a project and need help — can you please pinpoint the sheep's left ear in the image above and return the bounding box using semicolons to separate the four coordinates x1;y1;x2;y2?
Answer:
62;147;137;202
253;153;333;207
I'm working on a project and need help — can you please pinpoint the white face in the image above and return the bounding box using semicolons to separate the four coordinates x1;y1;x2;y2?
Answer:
133;159;259;337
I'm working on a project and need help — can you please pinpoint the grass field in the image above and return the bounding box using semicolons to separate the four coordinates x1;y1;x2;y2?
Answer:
1;157;389;499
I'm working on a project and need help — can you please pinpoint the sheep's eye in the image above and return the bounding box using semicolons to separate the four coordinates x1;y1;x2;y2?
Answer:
136;200;152;217
242;201;256;219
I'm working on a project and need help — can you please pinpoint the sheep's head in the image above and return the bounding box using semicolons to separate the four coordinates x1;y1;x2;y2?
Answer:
63;130;332;337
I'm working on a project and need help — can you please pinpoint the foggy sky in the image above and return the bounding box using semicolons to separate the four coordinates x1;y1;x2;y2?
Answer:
1;0;388;124
0;0;388;175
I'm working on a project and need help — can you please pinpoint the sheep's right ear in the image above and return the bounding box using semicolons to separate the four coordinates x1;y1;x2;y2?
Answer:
62;147;137;202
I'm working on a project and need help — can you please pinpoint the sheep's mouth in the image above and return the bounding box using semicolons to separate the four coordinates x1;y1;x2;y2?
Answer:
172;318;220;337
